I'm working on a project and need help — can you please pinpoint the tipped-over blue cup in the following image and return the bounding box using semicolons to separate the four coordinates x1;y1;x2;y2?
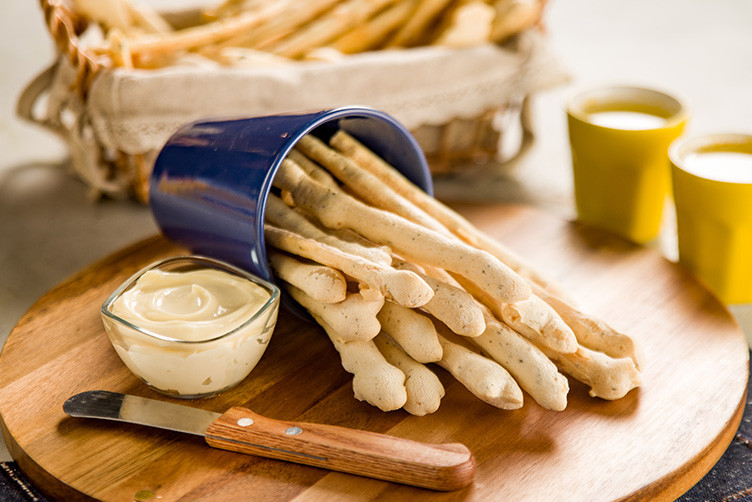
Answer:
149;106;433;318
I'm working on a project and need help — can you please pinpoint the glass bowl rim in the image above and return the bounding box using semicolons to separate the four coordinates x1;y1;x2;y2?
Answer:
100;255;280;345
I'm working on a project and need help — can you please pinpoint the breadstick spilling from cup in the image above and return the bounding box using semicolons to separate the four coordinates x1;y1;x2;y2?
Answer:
265;129;642;415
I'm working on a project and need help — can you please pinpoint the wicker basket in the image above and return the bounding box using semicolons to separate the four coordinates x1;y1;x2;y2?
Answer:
21;0;566;202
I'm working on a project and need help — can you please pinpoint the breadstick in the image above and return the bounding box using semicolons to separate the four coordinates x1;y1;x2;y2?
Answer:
385;0;455;47
316;317;408;411
114;4;287;58
490;0;542;43
431;1;495;48
266;193;392;266
393;260;485;337
500;295;577;354
287;285;382;342
264;223;433;308
535;286;644;370
268;250;347;303
377;301;443;363
287;149;340;191
541;346;642;401
72;0;134;33
205;0;267;20
329;0;418;54
273;158;531;305
326;228;393;266
215;0;341;51
373;333;445;416
450;273;575;354
279;189;296;207
329;130;568;299
469;314;569;411
417;270;569;409
295;135;451;236
435;331;523;410
127;0;173;34
266;0;401;58
107;29;134;69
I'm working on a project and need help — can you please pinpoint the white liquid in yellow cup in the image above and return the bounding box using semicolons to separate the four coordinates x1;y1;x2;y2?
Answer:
588;110;668;130
567;86;690;244
670;134;752;304
682;151;752;183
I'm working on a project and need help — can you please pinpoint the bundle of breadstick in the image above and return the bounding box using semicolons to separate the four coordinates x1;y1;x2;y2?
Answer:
264;130;643;415
68;0;545;69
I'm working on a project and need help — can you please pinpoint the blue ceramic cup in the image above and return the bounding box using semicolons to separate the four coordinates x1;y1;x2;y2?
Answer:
149;106;433;317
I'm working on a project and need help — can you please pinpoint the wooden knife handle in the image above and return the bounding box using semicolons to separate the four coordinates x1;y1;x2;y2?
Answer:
204;407;475;491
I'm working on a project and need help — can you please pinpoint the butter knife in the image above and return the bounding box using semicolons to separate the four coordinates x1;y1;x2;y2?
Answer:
63;390;474;491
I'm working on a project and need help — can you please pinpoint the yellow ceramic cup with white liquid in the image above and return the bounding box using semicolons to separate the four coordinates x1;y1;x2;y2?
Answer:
670;134;752;304
567;86;690;243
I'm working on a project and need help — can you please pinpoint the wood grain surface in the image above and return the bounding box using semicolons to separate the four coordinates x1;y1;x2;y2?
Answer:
0;204;748;501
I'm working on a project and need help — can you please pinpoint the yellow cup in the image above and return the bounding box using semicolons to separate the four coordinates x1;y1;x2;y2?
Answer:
567;86;690;243
670;133;752;304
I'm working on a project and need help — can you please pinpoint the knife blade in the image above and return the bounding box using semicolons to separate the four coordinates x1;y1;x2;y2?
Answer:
63;390;474;491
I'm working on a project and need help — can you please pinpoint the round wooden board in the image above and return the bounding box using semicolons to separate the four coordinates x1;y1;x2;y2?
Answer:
0;204;748;501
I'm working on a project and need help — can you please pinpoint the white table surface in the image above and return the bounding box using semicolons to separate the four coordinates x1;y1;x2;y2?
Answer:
2;0;751;467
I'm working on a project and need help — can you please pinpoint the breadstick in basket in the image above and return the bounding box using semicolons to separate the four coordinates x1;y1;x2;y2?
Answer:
385;0;455;47
266;0;401;58
213;0;341;51
431;1;495;48
490;0;542;43
113;4;286;59
330;0;419;54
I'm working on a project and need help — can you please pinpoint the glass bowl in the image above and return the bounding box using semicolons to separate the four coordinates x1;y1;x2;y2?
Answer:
101;255;280;399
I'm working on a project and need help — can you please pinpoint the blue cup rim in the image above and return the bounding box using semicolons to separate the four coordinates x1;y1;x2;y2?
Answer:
245;105;432;282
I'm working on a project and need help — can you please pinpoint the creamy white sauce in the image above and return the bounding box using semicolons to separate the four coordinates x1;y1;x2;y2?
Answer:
105;268;278;397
